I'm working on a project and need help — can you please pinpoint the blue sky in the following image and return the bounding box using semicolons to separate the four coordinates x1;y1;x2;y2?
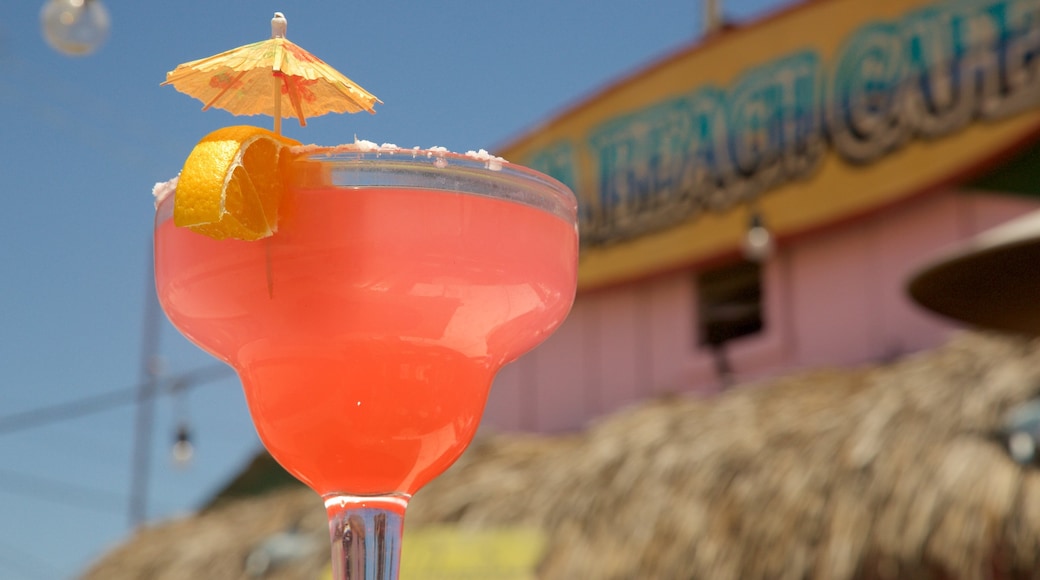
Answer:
0;1;781;577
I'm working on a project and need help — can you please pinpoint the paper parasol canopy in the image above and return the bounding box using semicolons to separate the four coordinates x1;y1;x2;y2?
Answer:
163;12;381;132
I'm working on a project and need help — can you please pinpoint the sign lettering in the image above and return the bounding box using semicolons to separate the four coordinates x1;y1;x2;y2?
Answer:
524;0;1040;247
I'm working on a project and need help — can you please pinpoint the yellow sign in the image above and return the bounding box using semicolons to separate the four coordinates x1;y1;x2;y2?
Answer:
320;526;546;580
499;0;1040;290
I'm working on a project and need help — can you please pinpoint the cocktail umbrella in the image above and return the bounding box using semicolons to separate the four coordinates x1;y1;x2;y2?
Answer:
162;12;380;134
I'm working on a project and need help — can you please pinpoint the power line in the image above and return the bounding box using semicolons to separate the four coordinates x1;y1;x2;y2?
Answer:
0;363;232;436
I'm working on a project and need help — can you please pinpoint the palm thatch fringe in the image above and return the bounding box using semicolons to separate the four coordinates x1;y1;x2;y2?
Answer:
83;332;1040;579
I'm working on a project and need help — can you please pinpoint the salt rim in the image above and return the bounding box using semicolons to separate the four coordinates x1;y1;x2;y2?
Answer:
153;139;510;205
153;175;178;207
289;137;508;171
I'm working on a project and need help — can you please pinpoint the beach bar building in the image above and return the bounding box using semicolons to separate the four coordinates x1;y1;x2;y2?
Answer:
479;0;1040;435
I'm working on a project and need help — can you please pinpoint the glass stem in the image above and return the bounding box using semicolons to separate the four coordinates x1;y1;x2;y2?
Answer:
325;494;408;580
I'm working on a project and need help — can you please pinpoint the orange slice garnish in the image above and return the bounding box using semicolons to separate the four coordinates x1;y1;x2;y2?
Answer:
174;125;300;240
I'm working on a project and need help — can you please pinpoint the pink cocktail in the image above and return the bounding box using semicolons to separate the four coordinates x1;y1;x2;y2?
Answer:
154;148;578;578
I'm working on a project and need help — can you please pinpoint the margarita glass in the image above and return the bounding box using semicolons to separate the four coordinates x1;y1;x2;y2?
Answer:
154;146;578;579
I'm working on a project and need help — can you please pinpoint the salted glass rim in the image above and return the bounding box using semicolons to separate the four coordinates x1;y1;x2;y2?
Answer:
288;146;578;224
155;146;578;226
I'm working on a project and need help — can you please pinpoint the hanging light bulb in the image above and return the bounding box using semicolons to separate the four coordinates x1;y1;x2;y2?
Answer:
170;378;195;467
40;0;110;56
172;423;194;467
742;210;774;262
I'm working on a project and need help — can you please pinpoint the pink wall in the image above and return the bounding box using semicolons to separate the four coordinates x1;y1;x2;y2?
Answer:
481;190;1040;434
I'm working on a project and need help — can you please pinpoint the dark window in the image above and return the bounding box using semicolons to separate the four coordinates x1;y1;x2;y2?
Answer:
697;260;763;347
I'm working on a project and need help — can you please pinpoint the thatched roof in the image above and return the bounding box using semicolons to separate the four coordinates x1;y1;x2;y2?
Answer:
83;332;1040;579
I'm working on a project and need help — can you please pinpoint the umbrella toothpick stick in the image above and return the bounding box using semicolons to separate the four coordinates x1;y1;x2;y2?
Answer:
266;13;286;294
273;80;282;135
271;12;286;135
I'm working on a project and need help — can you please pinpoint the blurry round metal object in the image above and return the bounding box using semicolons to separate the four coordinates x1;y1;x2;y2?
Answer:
907;209;1040;336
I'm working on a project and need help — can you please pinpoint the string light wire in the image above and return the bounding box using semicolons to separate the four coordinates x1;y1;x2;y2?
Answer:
0;364;231;436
